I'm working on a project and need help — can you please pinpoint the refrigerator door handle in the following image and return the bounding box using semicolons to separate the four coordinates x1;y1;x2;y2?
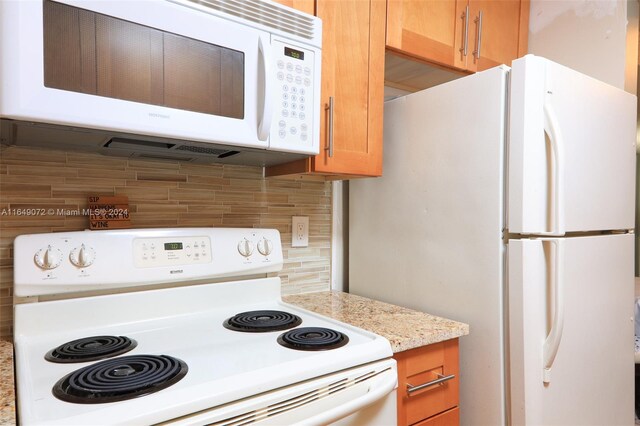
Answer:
537;100;566;236
541;238;565;383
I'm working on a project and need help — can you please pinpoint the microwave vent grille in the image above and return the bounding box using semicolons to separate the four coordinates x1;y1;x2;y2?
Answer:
188;0;318;41
175;145;238;157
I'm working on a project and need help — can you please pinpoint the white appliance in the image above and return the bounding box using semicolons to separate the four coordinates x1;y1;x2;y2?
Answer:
13;228;397;425
0;0;322;166
349;55;636;425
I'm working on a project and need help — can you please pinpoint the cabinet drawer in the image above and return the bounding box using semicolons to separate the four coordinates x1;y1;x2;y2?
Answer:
394;339;459;425
414;407;459;426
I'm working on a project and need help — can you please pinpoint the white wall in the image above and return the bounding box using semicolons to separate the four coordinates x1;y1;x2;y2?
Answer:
528;0;634;90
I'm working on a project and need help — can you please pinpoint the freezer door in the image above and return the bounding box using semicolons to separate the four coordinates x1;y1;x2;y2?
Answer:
508;55;636;234
508;234;634;425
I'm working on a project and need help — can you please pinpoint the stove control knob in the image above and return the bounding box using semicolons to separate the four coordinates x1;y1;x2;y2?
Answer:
257;238;273;256
69;244;96;267
237;239;254;258
34;246;63;270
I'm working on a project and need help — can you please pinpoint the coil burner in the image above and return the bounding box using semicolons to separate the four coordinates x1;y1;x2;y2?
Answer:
52;354;188;403
277;327;349;351
45;336;137;363
224;310;302;333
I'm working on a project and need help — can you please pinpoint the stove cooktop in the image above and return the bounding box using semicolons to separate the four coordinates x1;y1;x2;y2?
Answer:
14;279;392;425
48;311;350;405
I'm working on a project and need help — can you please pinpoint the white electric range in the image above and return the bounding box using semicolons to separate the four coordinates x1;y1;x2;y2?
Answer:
13;228;397;425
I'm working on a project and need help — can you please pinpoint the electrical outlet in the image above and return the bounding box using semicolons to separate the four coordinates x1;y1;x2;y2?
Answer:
291;216;309;248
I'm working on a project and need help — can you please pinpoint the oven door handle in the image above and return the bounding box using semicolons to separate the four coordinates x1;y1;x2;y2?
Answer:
293;367;397;425
257;35;274;142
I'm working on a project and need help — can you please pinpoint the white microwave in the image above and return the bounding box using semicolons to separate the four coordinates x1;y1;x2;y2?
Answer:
0;0;322;165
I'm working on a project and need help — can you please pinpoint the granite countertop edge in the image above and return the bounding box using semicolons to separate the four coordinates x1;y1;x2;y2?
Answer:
283;290;469;353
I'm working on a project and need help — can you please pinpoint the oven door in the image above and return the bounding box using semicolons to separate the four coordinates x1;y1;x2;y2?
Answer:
163;359;398;425
0;0;271;150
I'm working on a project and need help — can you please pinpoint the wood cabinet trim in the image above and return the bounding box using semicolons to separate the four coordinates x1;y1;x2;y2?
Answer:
366;0;385;176
399;29;456;67
413;407;460;426
518;0;530;57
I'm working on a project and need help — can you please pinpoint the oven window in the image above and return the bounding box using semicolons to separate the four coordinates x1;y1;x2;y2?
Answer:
43;0;244;119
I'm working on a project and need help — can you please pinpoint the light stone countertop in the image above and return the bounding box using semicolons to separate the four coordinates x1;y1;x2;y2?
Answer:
283;291;469;353
0;339;15;426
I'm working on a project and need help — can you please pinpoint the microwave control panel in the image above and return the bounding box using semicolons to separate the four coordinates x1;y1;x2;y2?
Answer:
271;39;315;152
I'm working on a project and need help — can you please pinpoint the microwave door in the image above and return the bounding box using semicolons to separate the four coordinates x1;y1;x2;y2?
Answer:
1;0;270;149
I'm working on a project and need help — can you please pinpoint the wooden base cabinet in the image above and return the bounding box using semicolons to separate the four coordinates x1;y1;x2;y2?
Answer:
393;339;460;426
414;407;459;426
265;0;385;179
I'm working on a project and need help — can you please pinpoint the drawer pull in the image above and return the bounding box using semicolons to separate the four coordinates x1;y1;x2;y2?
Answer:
406;374;455;395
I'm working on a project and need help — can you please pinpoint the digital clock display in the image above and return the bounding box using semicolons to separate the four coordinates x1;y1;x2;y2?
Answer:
164;242;183;251
285;47;304;61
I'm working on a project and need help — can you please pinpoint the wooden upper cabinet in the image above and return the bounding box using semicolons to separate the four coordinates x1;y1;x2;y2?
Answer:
268;0;314;15
266;0;385;179
312;0;384;176
467;0;529;71
386;0;460;68
387;0;529;73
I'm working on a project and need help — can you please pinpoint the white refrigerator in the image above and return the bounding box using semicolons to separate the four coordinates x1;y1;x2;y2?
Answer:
349;55;637;425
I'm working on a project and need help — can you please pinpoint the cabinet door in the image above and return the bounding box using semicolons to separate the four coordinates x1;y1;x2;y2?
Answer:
385;0;528;73
414;407;459;426
311;0;384;175
394;340;459;425
265;0;385;178
387;0;461;68
468;0;528;71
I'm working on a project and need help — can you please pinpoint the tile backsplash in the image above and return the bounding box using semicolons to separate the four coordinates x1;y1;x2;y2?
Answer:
0;146;332;338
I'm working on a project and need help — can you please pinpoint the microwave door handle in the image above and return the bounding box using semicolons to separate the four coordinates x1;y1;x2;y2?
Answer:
257;36;274;142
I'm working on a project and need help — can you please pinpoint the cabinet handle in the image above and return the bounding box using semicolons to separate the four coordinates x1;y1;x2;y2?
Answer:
473;10;483;60
459;5;469;57
324;96;334;158
406;373;455;395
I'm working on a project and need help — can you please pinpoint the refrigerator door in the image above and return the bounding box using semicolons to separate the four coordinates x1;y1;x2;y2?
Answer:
508;55;636;235
350;66;508;426
508;234;634;425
